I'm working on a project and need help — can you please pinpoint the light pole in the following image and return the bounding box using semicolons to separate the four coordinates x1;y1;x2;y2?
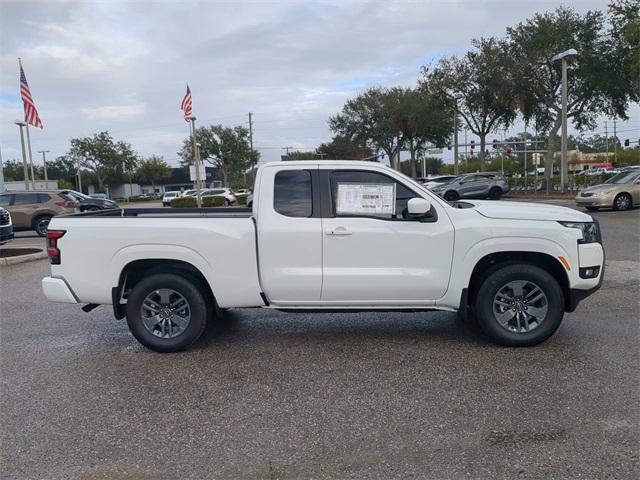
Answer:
37;150;50;185
552;48;578;193
15;121;30;190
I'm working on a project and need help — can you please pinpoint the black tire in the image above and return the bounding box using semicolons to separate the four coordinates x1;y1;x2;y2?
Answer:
443;190;459;201
585;206;599;211
488;187;502;200
613;193;632;211
126;273;207;352
474;264;564;347
33;215;52;237
87;206;100;211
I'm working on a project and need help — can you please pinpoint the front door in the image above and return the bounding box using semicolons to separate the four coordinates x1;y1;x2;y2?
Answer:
9;193;41;228
257;166;323;304
321;169;454;304
458;175;487;198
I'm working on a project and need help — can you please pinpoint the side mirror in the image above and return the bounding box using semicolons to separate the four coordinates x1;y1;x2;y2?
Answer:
407;197;431;216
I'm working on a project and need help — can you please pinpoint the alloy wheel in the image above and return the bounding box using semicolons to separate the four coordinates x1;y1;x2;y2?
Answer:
140;288;192;339
493;280;548;333
615;194;631;211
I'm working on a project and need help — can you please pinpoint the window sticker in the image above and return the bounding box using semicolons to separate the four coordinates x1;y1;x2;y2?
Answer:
336;183;396;215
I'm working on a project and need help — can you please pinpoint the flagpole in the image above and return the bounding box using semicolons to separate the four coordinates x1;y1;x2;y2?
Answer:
189;116;203;208
25;124;36;190
15;121;30;190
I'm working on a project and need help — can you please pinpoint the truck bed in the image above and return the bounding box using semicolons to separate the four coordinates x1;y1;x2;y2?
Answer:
47;207;264;308
65;207;253;218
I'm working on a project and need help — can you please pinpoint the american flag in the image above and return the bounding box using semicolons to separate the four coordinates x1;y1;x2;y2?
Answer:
19;61;43;129
181;85;192;122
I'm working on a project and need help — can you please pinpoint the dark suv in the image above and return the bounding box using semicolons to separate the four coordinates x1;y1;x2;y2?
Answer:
429;172;510;201
0;191;77;236
0;207;13;245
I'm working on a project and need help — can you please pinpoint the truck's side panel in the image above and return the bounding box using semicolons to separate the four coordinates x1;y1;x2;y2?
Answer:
49;216;264;307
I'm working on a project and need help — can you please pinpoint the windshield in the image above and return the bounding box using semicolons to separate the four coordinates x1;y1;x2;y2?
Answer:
604;171;640;184
67;190;90;200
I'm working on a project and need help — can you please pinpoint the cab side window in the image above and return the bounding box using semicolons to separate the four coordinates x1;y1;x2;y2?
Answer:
0;194;12;206
330;170;417;220
274;170;313;218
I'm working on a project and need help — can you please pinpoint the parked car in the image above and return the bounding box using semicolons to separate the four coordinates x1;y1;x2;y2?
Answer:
429;172;510;201
575;169;640;211
89;193;108;200
234;189;251;196
0;206;14;245
585;167;616;176
0;190;77;236
64;190;119;211
246;193;254;208
201;188;236;205
419;175;458;188
162;191;181;207
41;161;603;352
180;189;198;197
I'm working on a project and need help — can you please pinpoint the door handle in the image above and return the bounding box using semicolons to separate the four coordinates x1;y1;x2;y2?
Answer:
325;226;352;236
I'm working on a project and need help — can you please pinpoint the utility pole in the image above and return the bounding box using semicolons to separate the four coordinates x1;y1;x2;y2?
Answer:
0;143;5;192
605;120;609;158
76;157;82;193
453;107;459;175
188;116;202;208
37;150;50;184
464;127;468;173
248;112;255;184
613;118;617;163
15;121;30;190
24;124;36;190
524;123;528;185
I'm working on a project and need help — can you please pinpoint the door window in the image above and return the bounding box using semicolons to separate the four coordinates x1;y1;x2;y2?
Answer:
330;170;416;220
0;194;12;206
274;170;313;217
14;193;40;205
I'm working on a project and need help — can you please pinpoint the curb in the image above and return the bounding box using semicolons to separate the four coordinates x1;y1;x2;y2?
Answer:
0;249;48;266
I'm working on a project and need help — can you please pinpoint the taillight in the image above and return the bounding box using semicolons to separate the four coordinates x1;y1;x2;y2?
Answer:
47;230;66;264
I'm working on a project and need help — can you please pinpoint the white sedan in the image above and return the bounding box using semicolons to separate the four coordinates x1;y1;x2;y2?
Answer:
202;188;237;205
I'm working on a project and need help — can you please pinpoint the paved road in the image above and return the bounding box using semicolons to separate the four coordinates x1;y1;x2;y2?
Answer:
1;204;638;479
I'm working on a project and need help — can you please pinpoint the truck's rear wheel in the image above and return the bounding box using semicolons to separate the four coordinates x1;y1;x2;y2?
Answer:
474;264;564;347
126;273;207;352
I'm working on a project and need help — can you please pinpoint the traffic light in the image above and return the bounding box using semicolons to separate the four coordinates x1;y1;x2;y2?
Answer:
624;139;630;147
470;140;475;149
492;139;498;149
447;143;452;150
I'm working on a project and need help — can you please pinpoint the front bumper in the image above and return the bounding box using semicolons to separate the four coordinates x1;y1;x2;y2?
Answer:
566;244;605;312
42;276;78;303
575;194;613;208
0;224;14;244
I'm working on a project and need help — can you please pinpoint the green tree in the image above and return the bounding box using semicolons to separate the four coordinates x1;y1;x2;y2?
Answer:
329;87;406;170
396;89;453;177
608;0;640;102
507;6;637;179
179;124;258;186
420;37;517;170
2;159;25;181
317;135;373;160
47;155;78;186
136;155;171;189
68;131;139;191
285;150;317;160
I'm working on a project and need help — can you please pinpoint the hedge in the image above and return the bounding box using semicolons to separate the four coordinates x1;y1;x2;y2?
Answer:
236;195;248;205
170;196;227;208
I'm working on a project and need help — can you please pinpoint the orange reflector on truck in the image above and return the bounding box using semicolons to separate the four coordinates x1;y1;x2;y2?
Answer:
558;256;571;271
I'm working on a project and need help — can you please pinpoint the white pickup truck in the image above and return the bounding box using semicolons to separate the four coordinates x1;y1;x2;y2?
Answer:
42;161;604;352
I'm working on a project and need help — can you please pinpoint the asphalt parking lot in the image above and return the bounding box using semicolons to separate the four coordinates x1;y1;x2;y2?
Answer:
1;201;638;480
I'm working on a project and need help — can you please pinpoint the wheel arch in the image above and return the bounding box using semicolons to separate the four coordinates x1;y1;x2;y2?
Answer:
114;258;217;319
467;251;571;311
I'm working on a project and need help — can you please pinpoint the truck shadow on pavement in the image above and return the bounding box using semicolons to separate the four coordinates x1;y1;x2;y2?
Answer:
197;309;488;350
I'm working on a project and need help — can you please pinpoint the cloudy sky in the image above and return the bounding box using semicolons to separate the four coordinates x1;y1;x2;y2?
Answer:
1;0;637;169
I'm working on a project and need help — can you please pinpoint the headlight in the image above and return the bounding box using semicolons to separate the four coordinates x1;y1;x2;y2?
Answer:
558;221;602;244
594;190;611;197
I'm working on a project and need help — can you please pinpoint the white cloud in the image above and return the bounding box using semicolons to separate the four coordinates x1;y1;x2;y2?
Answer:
81;103;146;121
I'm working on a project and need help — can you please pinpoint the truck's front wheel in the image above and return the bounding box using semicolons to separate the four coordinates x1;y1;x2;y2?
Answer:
126;273;207;352
474;264;564;347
